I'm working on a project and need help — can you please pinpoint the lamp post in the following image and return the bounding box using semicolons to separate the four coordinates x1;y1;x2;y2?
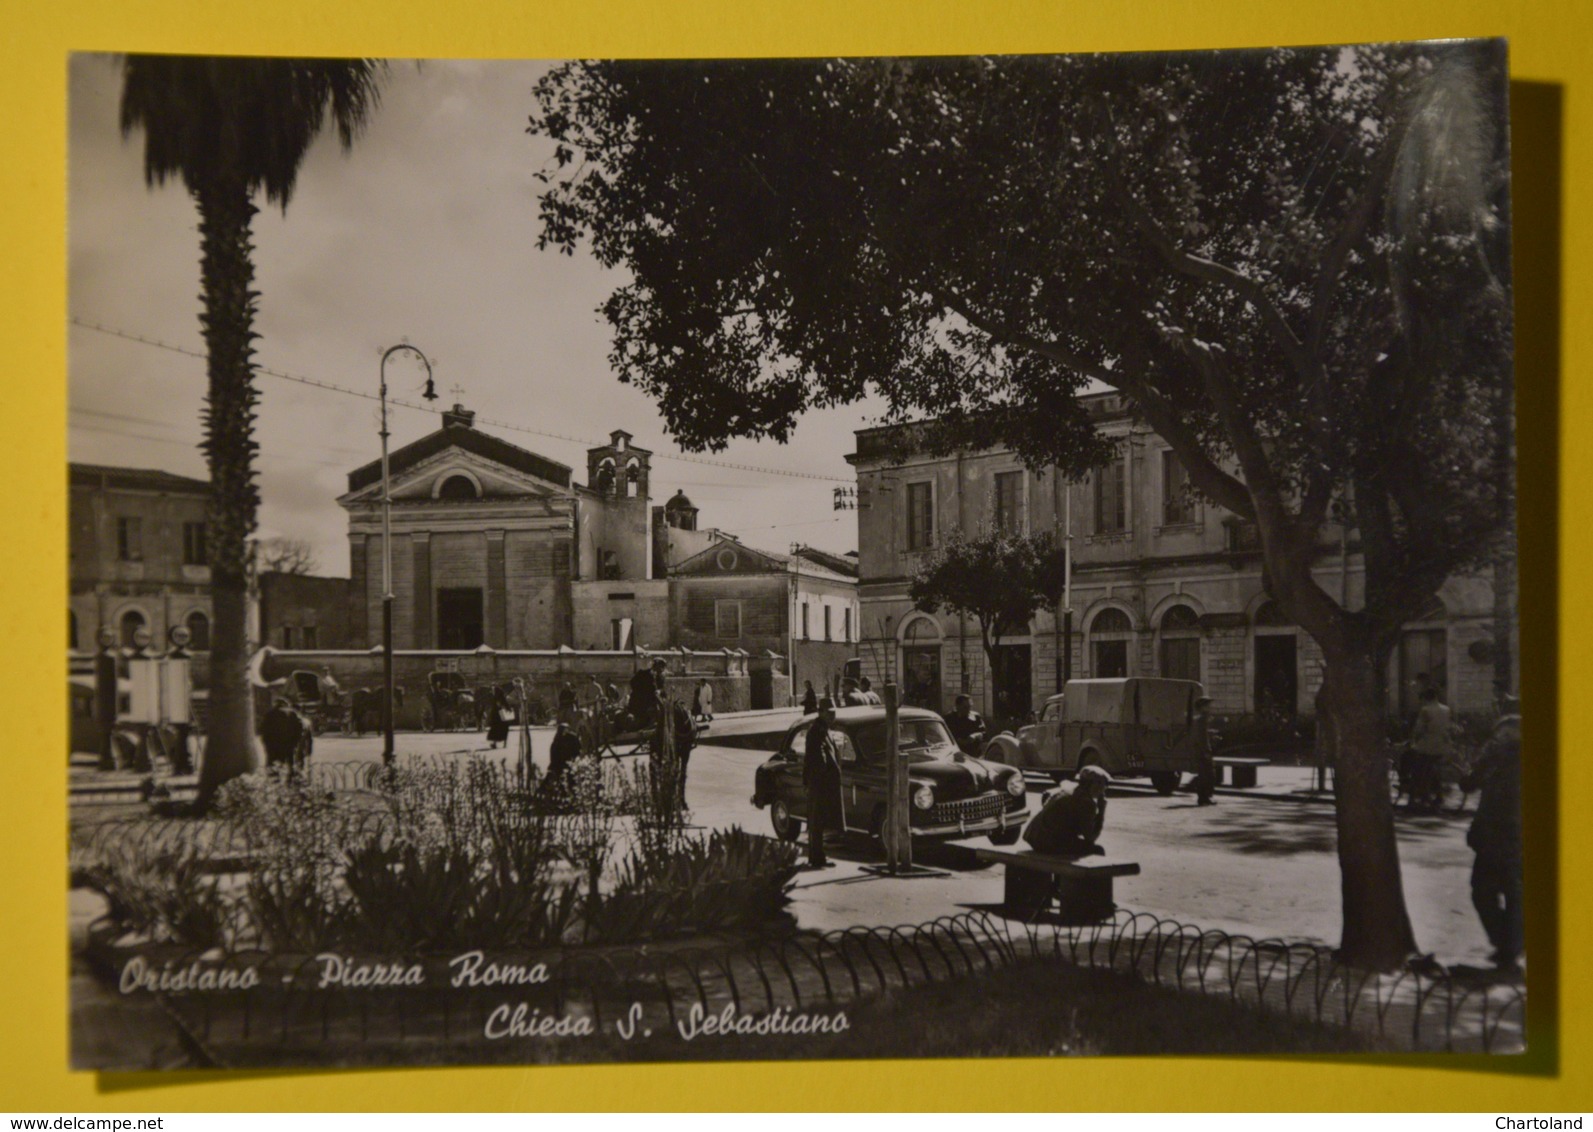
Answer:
378;343;437;764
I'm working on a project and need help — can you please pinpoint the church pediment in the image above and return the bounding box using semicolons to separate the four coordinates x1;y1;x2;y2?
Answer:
339;445;568;508
672;539;786;577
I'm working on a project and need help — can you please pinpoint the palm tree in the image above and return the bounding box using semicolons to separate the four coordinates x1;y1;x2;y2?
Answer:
119;56;385;807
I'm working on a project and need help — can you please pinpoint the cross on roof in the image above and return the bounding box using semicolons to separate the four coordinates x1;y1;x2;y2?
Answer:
448;382;467;401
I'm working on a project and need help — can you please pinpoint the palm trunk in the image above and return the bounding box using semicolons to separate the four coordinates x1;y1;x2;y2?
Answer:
1317;644;1419;969
194;172;262;809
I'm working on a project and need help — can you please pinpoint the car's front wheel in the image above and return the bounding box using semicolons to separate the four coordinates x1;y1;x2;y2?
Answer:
770;799;803;843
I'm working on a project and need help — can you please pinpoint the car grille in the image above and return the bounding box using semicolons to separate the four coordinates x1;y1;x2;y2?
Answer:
923;793;1005;826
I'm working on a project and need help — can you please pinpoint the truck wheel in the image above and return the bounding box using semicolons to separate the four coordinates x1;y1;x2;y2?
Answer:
1150;771;1181;796
771;799;803;843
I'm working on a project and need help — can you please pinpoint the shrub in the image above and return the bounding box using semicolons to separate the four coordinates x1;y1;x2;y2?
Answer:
587;827;800;941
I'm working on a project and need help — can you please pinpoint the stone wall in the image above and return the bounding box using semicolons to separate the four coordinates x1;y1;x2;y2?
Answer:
256;646;764;726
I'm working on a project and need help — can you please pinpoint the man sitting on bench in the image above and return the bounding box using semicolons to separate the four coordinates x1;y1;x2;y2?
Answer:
1022;765;1111;856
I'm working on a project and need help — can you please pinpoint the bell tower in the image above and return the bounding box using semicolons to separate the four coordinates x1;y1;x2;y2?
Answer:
585;429;652;579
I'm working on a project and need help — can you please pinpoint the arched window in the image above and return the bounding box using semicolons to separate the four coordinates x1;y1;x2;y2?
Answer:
185;610;211;651
438;474;479;500
1158;604;1201;681
1089;607;1132;677
1091;607;1131;635
119;609;146;649
902;616;942;642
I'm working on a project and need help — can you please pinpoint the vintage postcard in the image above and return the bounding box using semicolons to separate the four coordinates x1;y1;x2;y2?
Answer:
66;41;1521;1070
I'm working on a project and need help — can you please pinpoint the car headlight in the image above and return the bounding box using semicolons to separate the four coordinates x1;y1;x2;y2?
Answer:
1005;773;1025;797
912;784;934;811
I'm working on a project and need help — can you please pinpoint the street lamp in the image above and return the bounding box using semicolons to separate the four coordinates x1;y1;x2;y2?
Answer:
379;343;437;764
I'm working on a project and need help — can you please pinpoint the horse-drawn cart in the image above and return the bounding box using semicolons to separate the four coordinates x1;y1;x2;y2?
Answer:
284;669;348;735
422;670;480;732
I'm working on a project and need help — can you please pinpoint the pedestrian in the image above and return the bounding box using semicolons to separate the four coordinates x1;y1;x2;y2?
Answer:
1193;696;1218;805
538;720;585;807
858;676;883;706
802;698;844;868
801;680;818;715
582;674;607;712
1022;765;1111;856
261;698;306;773
671;698;697;808
944;693;986;755
486;684;513;749
693;677;715;723
840;677;868;707
556;681;578;727
629;658;666;730
1461;695;1523;972
1407;686;1452;811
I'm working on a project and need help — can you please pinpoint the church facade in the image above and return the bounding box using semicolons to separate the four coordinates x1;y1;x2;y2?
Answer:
338;406;659;651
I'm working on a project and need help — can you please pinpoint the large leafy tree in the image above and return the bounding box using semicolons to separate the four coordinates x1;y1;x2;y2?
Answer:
527;42;1512;969
120;56;385;806
908;528;1064;722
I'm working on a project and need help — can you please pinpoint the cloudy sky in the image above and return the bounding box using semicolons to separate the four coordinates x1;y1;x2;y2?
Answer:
68;56;879;575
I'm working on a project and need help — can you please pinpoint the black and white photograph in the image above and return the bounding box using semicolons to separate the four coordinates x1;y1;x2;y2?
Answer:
66;41;1522;1070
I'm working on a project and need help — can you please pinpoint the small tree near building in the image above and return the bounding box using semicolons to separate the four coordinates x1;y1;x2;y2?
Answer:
908;529;1064;723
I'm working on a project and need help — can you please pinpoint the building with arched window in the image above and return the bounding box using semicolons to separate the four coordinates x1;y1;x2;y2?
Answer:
69;463;215;666
847;393;1512;722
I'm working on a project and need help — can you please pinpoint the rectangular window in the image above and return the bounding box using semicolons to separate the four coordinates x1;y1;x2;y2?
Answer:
116;517;142;562
844;607;851;643
801;602;809;640
282;625;296;649
715;599;741;639
906;482;934;550
995;470;1024;532
824;605;832;642
1093;457;1125;534
1161;451;1195;525
302;625;318;650
182;521;207;566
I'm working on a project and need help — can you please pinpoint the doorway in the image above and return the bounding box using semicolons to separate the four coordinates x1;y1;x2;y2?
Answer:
994;643;1032;722
436;587;484;650
1254;634;1298;715
902;646;942;714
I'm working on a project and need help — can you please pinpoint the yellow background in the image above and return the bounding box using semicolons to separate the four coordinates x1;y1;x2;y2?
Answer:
2;0;1586;1111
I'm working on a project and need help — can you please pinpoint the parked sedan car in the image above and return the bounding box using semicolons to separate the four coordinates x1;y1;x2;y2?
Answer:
751;706;1031;847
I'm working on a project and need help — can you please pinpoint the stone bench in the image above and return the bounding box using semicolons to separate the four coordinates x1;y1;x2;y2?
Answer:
1213;756;1270;788
973;848;1140;923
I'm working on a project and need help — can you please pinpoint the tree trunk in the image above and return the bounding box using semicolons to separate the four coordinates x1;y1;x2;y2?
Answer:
1317;647;1419;970
194;174;263;809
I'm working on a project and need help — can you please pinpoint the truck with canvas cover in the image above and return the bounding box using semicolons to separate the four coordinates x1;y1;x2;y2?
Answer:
980;677;1206;795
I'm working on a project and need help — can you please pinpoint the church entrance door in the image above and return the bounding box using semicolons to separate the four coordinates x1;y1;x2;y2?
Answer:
437;587;484;650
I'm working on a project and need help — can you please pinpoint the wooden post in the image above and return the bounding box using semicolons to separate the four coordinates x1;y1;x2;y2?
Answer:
883;682;911;872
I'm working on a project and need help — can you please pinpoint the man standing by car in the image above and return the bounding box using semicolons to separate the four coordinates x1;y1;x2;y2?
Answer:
803;698;844;868
944;693;986;755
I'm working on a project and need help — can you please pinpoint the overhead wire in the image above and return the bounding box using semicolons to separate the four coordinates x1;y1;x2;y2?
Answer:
69;316;851;484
